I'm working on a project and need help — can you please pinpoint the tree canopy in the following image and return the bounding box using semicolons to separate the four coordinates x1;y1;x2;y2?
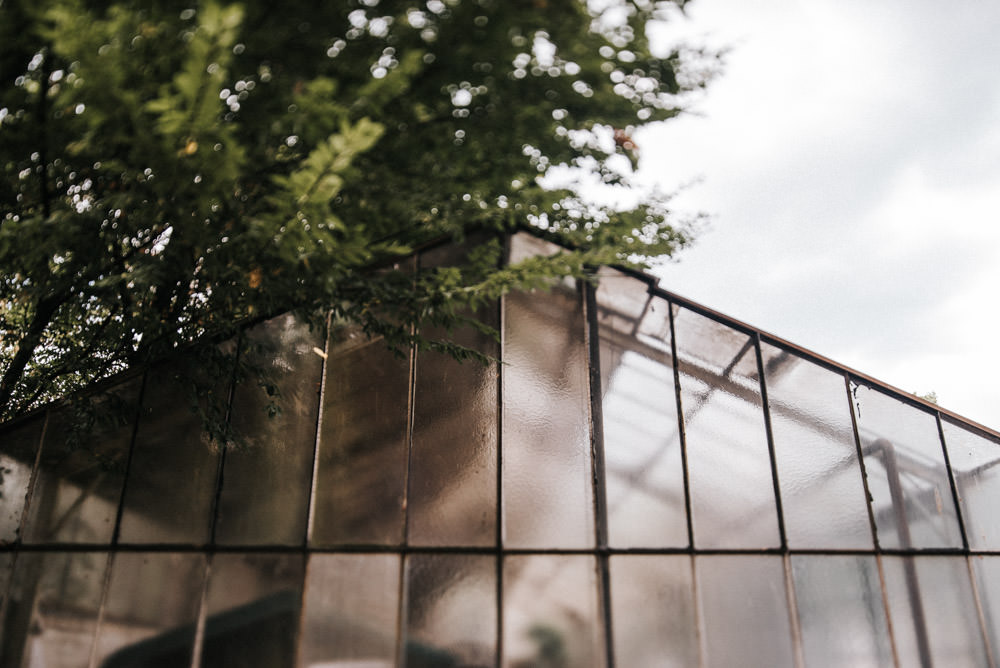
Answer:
0;0;718;422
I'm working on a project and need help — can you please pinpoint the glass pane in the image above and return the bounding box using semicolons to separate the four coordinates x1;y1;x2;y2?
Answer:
201;553;304;667
970;555;1000;659
404;554;495;666
502;286;594;549
762;344;872;549
791;555;892;667
409;243;498;546
853;385;962;549
696;555;795;668
597;272;687;548
311;327;410;546
215;314;323;546
503;555;605;668
94;552;206;667
0;551;108;668
0;416;43;544
22;379;140;545
298;553;400;667
882;555;988;667
673;308;780;549
117;360;228;545
610;555;697;667
942;421;1000;550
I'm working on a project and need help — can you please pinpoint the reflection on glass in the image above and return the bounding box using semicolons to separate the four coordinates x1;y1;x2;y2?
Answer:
762;344;872;549
298;553;400;667
852;385;962;549
882;555;988;667
117;363;225;545
597;272;687;548
22;379;140;545
0;416;43;544
410;237;498;547
311;327;410;546
673;308;780;549
696;555;794;668
0;551;108;668
791;555;892;667
216;315;323;546
610;555;697;667
504;555;605;668
201;553;304;667
502;287;594;549
404;554;495;666
94;552;206;667
503;235;593;549
941;421;1000;550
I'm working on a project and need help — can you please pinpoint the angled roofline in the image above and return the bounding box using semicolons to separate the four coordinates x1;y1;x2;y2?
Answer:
3;226;997;442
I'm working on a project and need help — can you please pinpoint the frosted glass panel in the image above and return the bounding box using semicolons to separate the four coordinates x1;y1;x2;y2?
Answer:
696;555;794;668
503;555;605;668
0;551;108;668
882;556;988;667
853;385;962;549
791;555;892;667
970;556;1000;658
299;553;400;667
404;554;495;666
942;421;1000;550
410;310;498;547
118;363;225;545
762;344;872;549
216;314;322;545
22;379;139;545
201;553;304;667
312;328;409;546
0;416;43;543
502;287;594;549
610;555;697;667
597;272;687;548
94;552;206;667
673;308;780;549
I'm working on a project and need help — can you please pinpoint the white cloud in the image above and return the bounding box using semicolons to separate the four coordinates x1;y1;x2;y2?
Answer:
645;0;1000;429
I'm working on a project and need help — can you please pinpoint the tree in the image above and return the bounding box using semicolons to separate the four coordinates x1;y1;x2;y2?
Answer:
0;0;718;424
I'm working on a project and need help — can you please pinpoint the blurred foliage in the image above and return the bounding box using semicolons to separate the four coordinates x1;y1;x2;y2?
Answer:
0;0;720;427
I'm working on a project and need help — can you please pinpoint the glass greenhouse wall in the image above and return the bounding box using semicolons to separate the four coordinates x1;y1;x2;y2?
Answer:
2;232;1000;667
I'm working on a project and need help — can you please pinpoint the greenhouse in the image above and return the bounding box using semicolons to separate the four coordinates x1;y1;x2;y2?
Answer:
1;232;999;667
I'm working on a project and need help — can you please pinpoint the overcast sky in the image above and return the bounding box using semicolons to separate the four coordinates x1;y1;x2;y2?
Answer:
639;0;1000;431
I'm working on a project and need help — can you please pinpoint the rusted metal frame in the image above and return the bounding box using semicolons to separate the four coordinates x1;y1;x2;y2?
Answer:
583;278;615;668
496;234;509;668
666;298;696;552
296;310;332;668
608;267;1000;441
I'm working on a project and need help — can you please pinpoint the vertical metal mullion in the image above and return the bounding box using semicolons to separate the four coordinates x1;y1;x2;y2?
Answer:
754;332;788;552
583;279;614;668
782;554;806;668
965;555;997;668
110;370;150;547
936;415;970;551
207;332;244;547
845;375;881;550
189;555;213;668
85;550;116;668
875;554;903;668
666;300;695;550
296;310;332;667
90;370;150;668
496;234;509;668
394;554;409;668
